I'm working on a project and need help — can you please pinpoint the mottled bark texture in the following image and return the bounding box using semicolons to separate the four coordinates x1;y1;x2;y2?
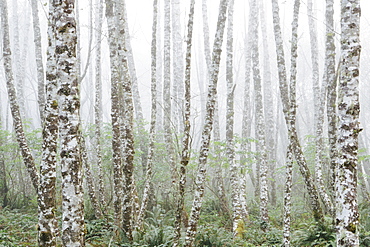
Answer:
184;0;229;246
226;0;242;235
270;0;324;222
173;0;194;245
105;0;124;236
324;0;338;203
283;145;293;247
116;0;135;240
336;0;361;246
38;1;59;245
251;0;268;225
55;0;85;246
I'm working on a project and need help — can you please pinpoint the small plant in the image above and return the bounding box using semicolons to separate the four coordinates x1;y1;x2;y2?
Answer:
292;219;335;247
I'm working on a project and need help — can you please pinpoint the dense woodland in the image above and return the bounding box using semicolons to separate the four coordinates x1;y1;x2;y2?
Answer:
0;0;369;246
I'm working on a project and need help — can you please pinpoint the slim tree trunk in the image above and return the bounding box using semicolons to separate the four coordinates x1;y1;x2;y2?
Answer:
250;0;268;225
30;0;46;123
173;1;195;245
225;0;242;235
324;0;337;203
81;135;102;219
105;0;124;236
336;0;361;245
1;0;39;193
184;0;229;245
260;0;276;206
270;0;324;222
135;0;158;232
116;0;135;240
307;0;334;215
202;0;230;219
94;0;107;213
171;0;184;132
283;145;293;247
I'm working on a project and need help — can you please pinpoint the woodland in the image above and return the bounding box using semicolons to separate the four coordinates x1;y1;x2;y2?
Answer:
0;0;369;246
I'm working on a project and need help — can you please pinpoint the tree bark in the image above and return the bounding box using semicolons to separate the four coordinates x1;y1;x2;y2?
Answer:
1;0;40;194
307;0;334;215
324;0;338;203
270;0;324;222
55;0;85;245
135;0;158;232
283;145;294;247
105;0;124;236
184;0;229;245
94;0;107;214
336;0;361;245
173;1;194;245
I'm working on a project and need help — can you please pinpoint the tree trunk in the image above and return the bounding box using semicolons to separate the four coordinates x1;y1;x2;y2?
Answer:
30;0;46;123
184;0;229;245
225;0;242;235
251;0;268;225
55;0;85;245
1;0;40;194
283;145;294;247
260;0;277;207
81;135;102;219
105;0;124;236
336;0;361;245
173;1;195;245
307;0;334;215
135;0;159;232
116;0;135;240
171;0;184;132
324;0;337;203
37;2;59;245
94;0;107;214
270;0;324;222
